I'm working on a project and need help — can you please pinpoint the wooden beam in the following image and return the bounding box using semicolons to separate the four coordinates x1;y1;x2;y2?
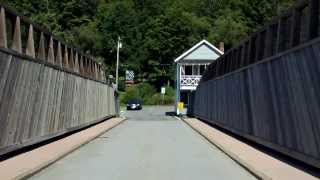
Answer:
26;24;35;58
37;32;46;60
264;26;273;58
74;51;79;73
84;58;88;76
90;60;94;78
11;16;22;53
79;55;84;75
98;66;103;81
215;59;221;77
249;37;256;64
290;8;301;47
56;42;62;66
246;40;252;65
101;68;106;82
63;45;69;68
308;0;319;39
254;34;261;62
276;19;283;53
94;61;97;79
69;48;74;70
47;36;55;63
240;43;247;67
0;7;7;48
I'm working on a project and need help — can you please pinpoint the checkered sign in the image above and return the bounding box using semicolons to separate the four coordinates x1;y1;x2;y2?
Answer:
126;70;134;81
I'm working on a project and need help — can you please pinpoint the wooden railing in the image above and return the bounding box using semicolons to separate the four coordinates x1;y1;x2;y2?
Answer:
0;4;116;157
0;4;106;82
180;75;201;88
201;0;319;82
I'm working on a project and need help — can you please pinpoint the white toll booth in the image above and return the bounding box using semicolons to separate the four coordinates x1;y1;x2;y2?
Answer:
174;40;223;115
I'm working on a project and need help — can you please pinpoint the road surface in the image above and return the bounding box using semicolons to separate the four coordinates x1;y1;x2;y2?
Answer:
30;106;256;180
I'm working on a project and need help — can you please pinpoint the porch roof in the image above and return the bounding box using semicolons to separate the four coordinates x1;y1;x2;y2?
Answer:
174;40;223;63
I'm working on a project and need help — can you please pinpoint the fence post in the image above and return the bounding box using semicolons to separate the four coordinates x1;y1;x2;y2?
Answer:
101;68;106;82
38;32;46;60
90;60;94;78
254;34;261;62
26;24;35;58
69;48;74;70
290;8;301;47
79;55;84;75
249;37;256;64
56;42;62;66
264;26;273;57
0;7;7;48
74;51;79;73
47;36;55;63
63;45;69;68
308;0;319;40
84;57;88;76
276;18;283;53
11;16;22;53
93;62;97;79
215;59;220;77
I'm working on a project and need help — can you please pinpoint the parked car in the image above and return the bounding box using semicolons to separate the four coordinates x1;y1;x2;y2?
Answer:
126;99;143;110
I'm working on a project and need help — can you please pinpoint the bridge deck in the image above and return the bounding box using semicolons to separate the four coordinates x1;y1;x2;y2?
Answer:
30;106;256;180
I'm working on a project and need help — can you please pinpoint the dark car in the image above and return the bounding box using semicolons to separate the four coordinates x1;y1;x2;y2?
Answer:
126;99;142;110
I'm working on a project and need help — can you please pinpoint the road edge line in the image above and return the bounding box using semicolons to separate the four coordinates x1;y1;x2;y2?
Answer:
0;117;126;180
177;116;270;180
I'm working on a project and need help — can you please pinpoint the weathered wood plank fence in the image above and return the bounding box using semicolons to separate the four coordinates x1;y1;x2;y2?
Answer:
0;4;117;155
194;0;320;168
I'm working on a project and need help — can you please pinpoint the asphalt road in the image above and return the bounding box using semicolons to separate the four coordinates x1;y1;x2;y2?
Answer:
30;106;256;180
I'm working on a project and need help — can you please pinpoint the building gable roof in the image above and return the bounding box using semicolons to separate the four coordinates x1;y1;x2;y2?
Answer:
174;40;223;63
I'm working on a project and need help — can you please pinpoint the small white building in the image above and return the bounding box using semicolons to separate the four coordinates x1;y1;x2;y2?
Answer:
174;40;223;114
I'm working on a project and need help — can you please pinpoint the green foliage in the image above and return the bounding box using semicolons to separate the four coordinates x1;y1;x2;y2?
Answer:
120;83;156;105
119;83;175;105
120;86;141;104
4;0;295;83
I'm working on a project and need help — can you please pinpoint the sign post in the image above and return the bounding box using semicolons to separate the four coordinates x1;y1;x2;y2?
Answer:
161;87;166;105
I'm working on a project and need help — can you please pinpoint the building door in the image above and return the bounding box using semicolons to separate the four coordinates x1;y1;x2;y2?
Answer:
180;91;190;108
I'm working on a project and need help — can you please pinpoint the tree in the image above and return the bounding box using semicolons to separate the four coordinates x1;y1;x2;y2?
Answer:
4;0;296;90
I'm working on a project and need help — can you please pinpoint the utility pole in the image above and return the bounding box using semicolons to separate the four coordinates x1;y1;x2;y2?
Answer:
116;36;122;90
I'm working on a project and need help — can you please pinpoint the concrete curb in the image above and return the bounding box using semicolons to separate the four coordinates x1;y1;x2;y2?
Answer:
0;117;126;180
180;117;317;180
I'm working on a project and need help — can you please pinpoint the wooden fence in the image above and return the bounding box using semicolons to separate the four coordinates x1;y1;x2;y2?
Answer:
194;0;320;168
0;4;117;155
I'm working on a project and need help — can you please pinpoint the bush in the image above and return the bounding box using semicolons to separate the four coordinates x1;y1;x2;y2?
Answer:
120;83;156;105
120;83;175;105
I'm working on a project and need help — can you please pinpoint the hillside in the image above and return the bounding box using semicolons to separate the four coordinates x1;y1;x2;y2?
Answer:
2;0;294;90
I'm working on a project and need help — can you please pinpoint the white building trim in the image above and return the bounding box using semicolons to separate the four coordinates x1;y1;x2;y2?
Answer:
174;39;224;63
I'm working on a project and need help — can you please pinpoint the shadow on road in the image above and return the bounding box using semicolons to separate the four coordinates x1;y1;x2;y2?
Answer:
165;111;176;116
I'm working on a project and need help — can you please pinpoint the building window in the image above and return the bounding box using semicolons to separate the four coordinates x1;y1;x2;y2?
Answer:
200;65;206;75
185;65;193;75
192;65;198;75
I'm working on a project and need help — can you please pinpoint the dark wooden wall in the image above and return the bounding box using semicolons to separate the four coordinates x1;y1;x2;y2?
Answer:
194;39;320;168
194;0;320;168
